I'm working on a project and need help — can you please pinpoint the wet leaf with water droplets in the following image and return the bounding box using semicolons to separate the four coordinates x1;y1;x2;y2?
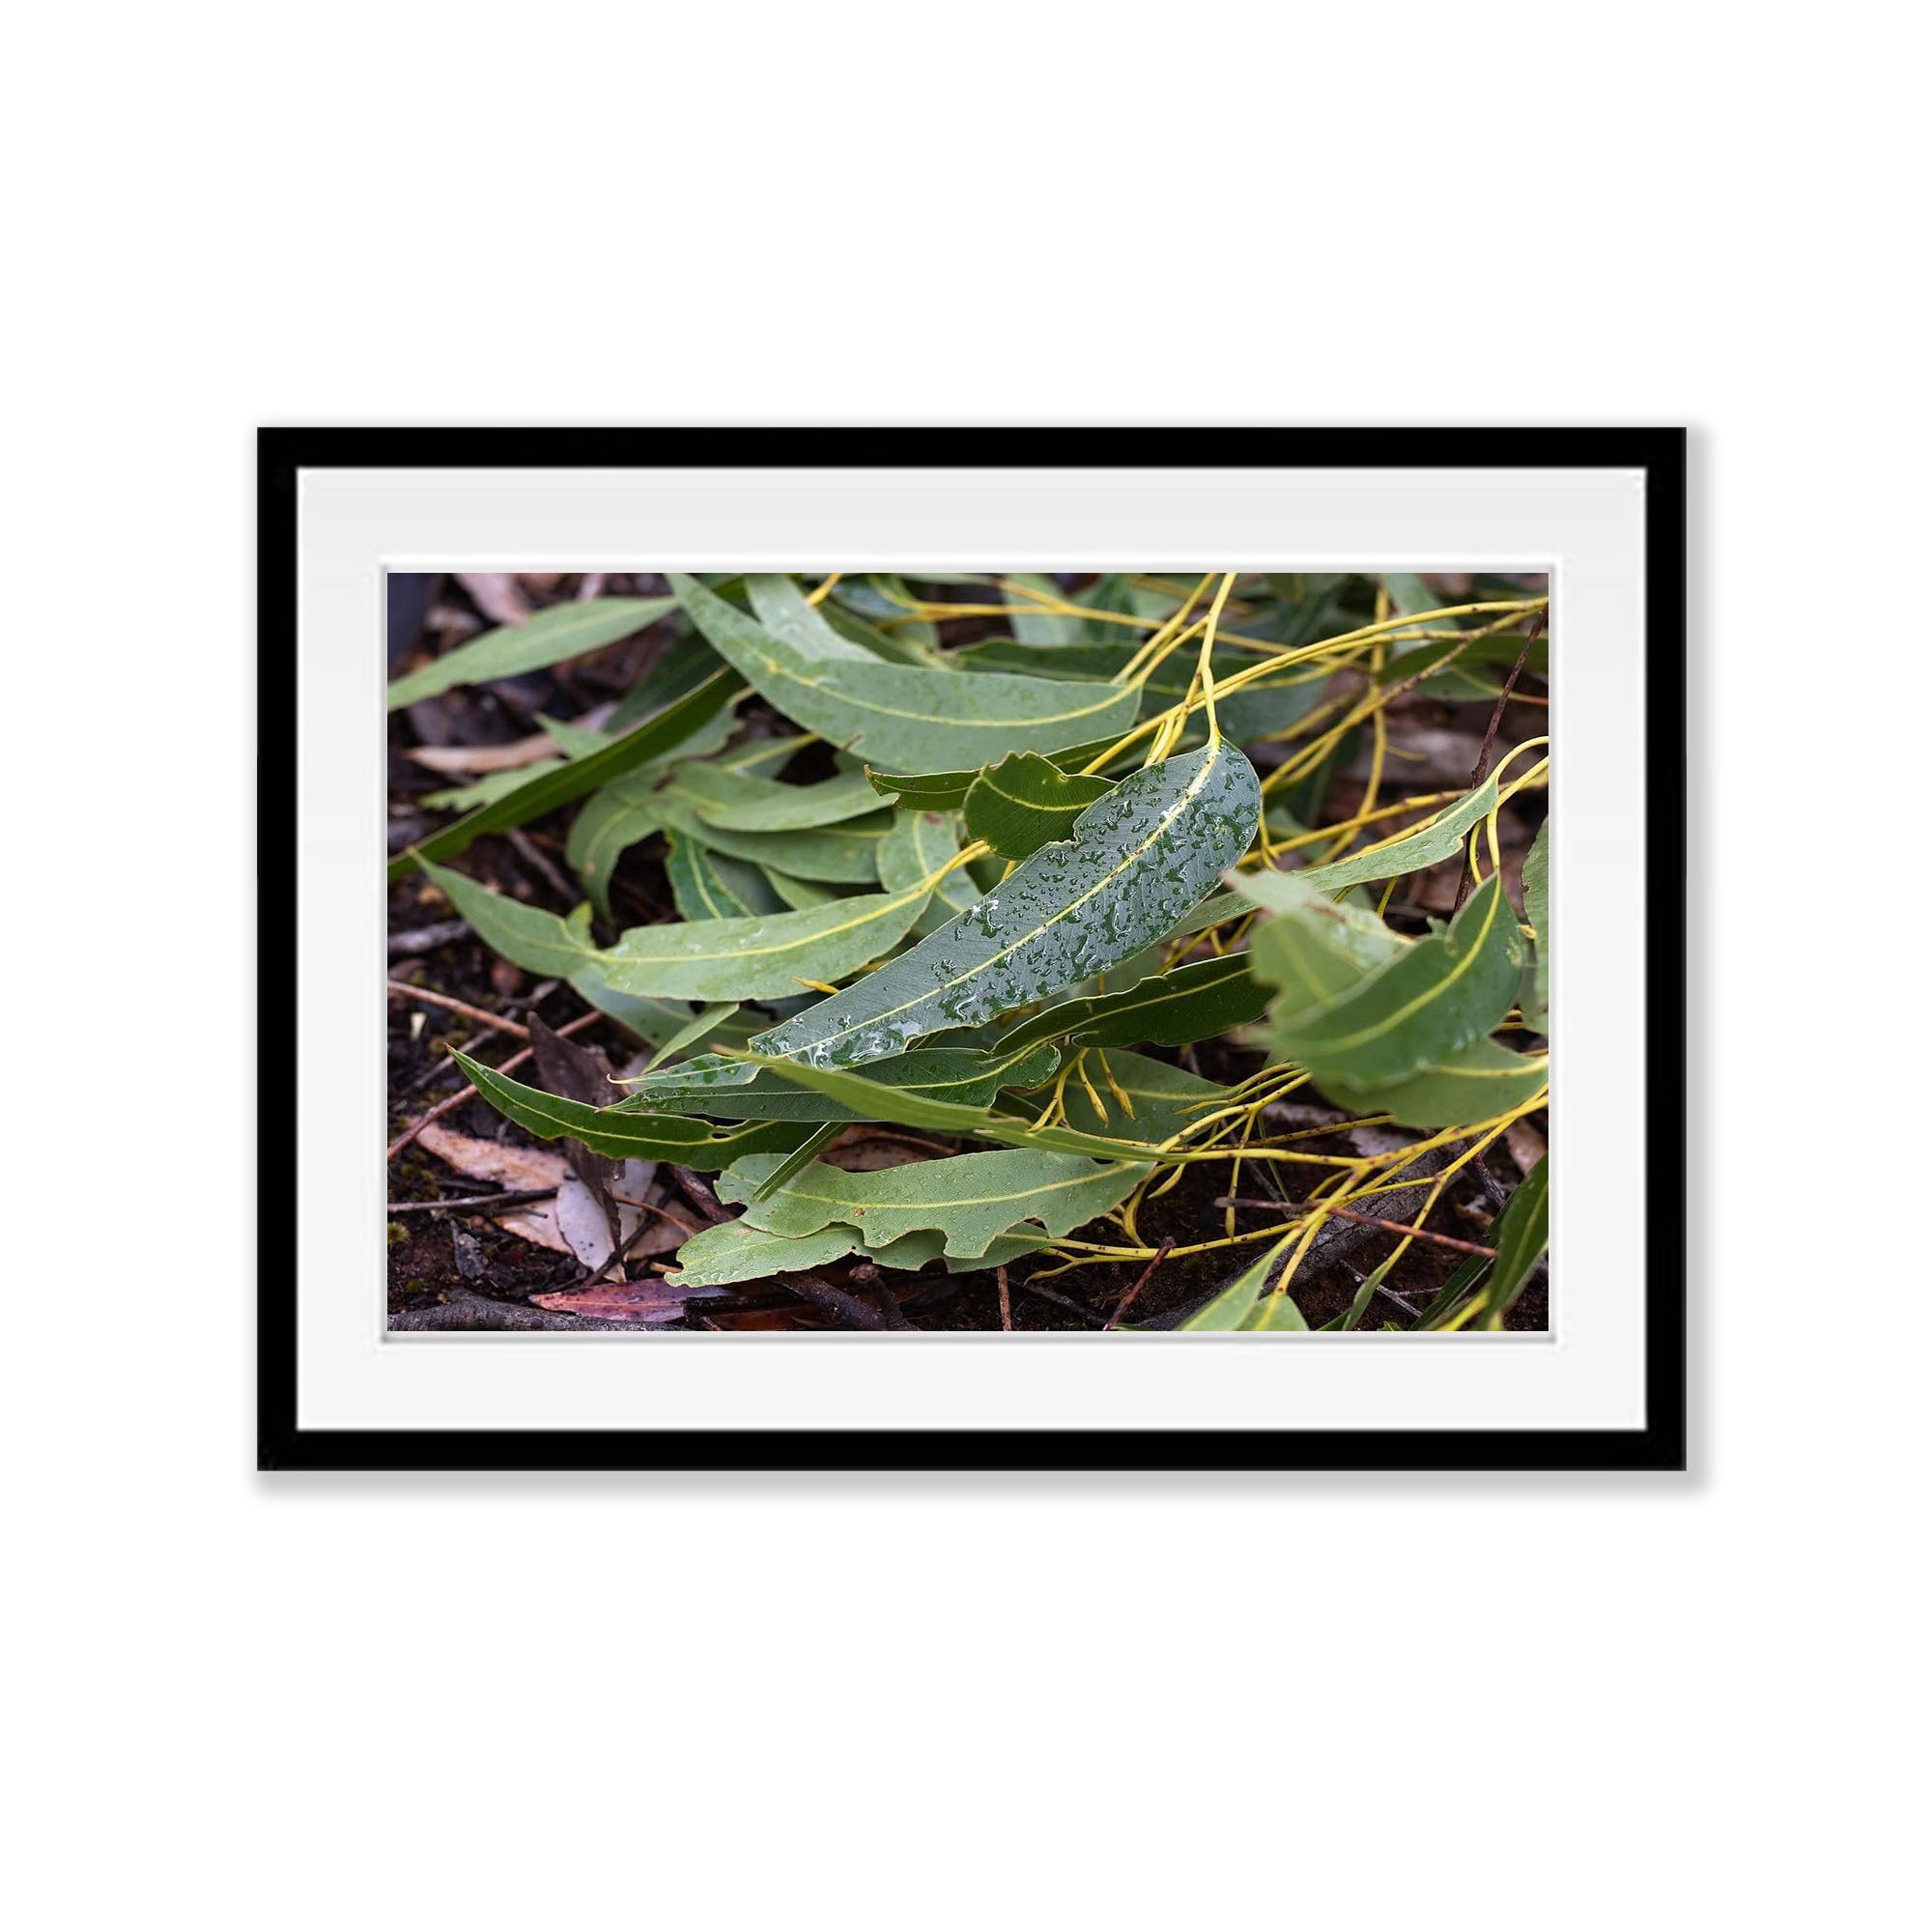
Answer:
752;739;1263;1068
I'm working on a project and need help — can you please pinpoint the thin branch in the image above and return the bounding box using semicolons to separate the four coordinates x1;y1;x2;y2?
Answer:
386;980;530;1039
1104;1237;1173;1330
385;1188;557;1214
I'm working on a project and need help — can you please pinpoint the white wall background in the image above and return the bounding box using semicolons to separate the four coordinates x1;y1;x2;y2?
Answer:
7;5;1923;1928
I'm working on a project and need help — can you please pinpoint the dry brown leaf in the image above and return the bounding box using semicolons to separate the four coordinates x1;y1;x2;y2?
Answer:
407;731;558;777
492;1203;573;1255
456;572;535;626
530;1280;704;1323
417;1123;570;1192
1504;1120;1548;1177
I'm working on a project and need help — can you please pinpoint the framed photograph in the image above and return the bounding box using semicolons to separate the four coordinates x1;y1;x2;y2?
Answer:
260;427;1685;1472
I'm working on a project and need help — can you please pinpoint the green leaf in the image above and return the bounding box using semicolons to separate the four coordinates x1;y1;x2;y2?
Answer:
643;1002;742;1069
724;1050;1172;1161
604;884;930;1001
878;809;980;937
1475;1155;1549;1324
743;574;875;661
1178;1234;1307;1332
1287;773;1499;895
447;1050;805;1168
1522;818;1549;1032
565;783;665;921
1001;573;1084;645
388;664;746;882
668;1220;872;1288
1238;870;1406;1012
1000;953;1270;1055
672;764;885;833
753;739;1262;1067
1318;1037;1549;1127
618;1039;1061;1122
1239;1285;1312;1331
418;857;598;978
656;789;890;884
963;752;1118;860
385;597;674;711
1260;874;1524;1089
723;1148;1142;1260
671;573;1140;769
665;834;782;920
865;741;1118;812
763;867;838;910
565;962;759;1051
1048;1049;1229;1146
665;1215;1042;1290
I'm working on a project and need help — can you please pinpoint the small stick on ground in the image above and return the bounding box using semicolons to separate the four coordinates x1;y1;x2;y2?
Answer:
781;1272;893;1331
1105;1237;1173;1330
386;980;531;1039
388;920;471;958
385;1188;557;1214
1013;1277;1108;1330
507;825;581;907
996;1264;1012;1332
386;1009;601;1160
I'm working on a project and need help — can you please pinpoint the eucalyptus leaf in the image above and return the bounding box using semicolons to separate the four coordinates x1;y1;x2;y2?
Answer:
963;753;1118;860
1317;1037;1549;1127
447;1050;805;1169
1287;774;1498;895
656;790;890;884
388;664;746;882
878;809;980;936
1522;818;1549;1032
671;573;1140;769
727;1051;1174;1161
753;739;1262;1068
1260;874;1524;1090
723;1148;1141;1260
604;883;929;1001
865;741;1118;812
1001;953;1269;1054
1000;573;1084;645
673;764;884;833
1177;1233;1307;1332
763;868;838;910
385;596;674;711
1475;1155;1549;1322
666;834;782;921
742;573;874;661
418;857;598;978
617;1039;1061;1122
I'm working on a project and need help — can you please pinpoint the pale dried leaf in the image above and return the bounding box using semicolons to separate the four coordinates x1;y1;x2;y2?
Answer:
457;572;535;626
531;1279;718;1323
554;1158;663;1271
417;1123;570;1191
408;732;558;777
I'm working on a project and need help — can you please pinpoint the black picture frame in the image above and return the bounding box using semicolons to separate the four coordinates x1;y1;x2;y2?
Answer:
259;427;1686;1474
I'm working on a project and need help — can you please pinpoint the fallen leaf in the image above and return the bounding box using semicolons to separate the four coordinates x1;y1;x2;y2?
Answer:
450;1222;489;1280
417;1123;570;1192
1505;1120;1548;1177
457;572;535;626
408;732;559;777
531;1279;717;1323
492;1203;573;1255
554;1158;662;1271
